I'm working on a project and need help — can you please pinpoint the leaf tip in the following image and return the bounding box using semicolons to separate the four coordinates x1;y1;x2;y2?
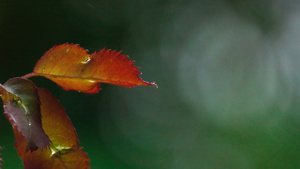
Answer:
139;80;158;88
151;82;158;88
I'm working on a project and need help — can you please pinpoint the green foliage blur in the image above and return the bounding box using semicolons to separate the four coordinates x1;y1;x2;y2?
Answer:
1;0;300;168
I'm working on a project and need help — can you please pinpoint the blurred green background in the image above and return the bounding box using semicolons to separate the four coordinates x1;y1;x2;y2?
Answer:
1;0;300;168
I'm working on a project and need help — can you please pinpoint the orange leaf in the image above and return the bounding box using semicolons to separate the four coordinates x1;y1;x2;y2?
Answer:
24;44;157;93
14;88;90;169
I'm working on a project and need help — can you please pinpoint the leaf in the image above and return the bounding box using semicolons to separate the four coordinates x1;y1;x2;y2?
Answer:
24;43;157;93
0;77;50;151
14;88;90;169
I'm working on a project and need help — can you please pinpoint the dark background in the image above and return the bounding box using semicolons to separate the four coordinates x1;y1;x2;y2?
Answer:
1;0;300;168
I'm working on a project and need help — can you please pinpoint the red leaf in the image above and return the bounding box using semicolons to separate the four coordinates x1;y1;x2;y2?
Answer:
24;44;157;93
0;78;50;151
14;88;90;169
